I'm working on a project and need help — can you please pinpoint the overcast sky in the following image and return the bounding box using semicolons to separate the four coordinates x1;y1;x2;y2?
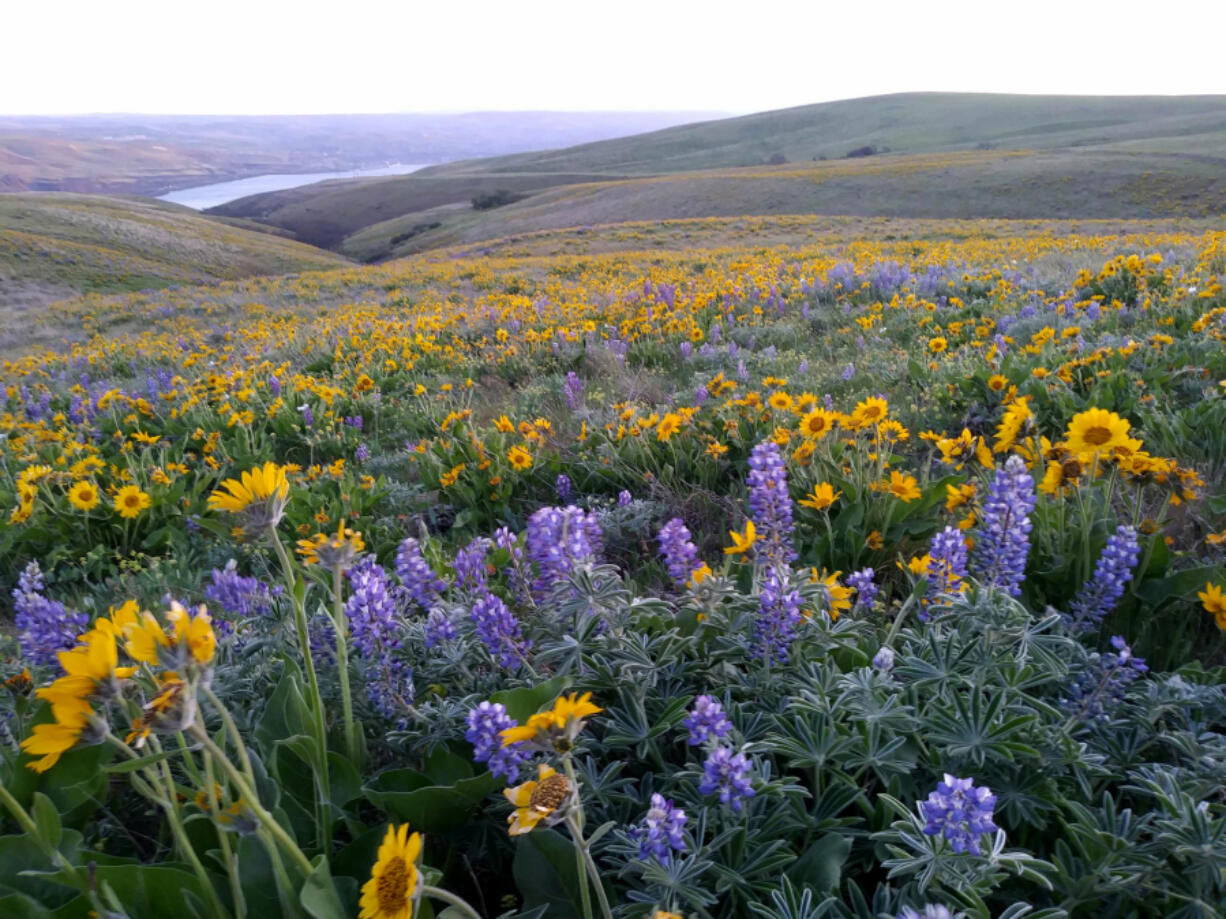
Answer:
4;0;1225;115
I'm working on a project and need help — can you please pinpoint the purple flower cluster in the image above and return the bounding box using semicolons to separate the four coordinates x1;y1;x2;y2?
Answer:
465;700;531;781
924;527;968;616
204;560;281;618
1062;636;1149;722
12;562;87;666
470;592;529;668
395;537;447;610
1068;525;1141;628
699;747;756;812
367;656;413;728
846;567;878;609
872;646;895;673
971;456;1035;597
345;558;400;657
657;518;699;587
629;793;687;862
683;695;732;746
563;371;583;411
555;474;572;503
525;505;601;597
752;568;803;662
618;490;633;507
494;526;532;604
919;774;999;854
746;440;796;564
453;537;490;593
425;608;457;647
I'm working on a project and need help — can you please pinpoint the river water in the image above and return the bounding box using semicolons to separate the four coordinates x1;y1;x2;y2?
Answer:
158;163;428;210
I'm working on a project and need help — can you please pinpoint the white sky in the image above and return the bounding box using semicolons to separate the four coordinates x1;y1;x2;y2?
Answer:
3;0;1225;115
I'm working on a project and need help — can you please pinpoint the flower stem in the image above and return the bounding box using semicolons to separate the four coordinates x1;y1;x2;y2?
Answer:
330;565;359;764
421;885;482;919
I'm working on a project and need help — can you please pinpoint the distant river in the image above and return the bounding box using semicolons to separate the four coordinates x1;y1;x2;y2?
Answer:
157;163;428;210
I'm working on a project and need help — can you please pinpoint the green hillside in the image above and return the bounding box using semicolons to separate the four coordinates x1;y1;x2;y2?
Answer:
0;193;351;308
217;93;1226;262
418;92;1226;176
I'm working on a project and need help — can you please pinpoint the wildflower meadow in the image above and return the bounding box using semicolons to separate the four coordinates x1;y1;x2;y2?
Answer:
2;217;1225;919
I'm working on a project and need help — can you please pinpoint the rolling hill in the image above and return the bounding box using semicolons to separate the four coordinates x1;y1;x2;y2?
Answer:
213;93;1226;262
0;193;351;310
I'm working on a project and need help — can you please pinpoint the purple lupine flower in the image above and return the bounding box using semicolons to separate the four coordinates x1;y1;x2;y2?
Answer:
525;505;600;597
555;474;572;503
453;537;490;593
469;591;529;668
695;385;709;405
971;456;1035;597
618;490;632;507
465;700;531;781
367;656;413;727
308;613;337;665
657;518;699;587
841;363;855;381
1068;525;1141;628
299;404;314;427
897;907;956;919
746;440;796;565
268;375;281;397
494;526;532;604
424;608;457;647
872;646;895;673
345;559;399;658
629;793;687;862
699;747;756;811
204;560;281;617
847;567;878;609
683;695;732;746
354;442;370;464
563;372;584;411
395;537;447;609
924;527;968;616
752;567;803;662
344;415;364;430
680;341;693;360
1062;636;1149;722
919;774;999;854
12;562;88;667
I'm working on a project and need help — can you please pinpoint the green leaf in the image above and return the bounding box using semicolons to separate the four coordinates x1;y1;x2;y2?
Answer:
30;793;61;849
300;856;348;919
490;676;572;724
362;769;502;834
512;829;584;919
785;833;850;894
255;662;313;752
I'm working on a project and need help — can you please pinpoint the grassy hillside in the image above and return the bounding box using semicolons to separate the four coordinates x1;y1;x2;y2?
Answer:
418;92;1226;176
340;149;1226;260
209;172;616;249
219;93;1226;261
0;193;351;312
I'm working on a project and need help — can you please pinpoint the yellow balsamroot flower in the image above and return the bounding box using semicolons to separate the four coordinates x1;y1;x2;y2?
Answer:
866;530;884;551
114;485;151;519
724;520;757;556
993;397;1032;453
1199;583;1226;631
504;763;573;836
1064;408;1138;461
298;520;366;570
688;563;713;587
848;396;888;430
928;336;948;353
767;391;793;412
656;413;683;442
68;480;100;511
647;913;684;919
507;445;533;470
207;461;291;533
798;408;839;440
885;470;922;503
500;692;602;751
125;602;216;669
814;570;853;619
988;374;1008;392
799;482;840;511
359;823;422;919
21;705;97;773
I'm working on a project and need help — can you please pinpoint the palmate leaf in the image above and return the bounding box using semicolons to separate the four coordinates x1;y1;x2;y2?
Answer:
924;690;1039;767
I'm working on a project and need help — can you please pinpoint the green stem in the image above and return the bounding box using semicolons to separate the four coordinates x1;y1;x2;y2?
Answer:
421;885;483;919
330;566;358;763
191;727;316;879
884;593;917;648
561;757;613;919
202;684;258;789
205;748;246;919
269;529;332;852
